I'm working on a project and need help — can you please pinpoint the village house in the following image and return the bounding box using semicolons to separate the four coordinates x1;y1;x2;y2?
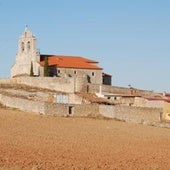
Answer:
11;27;112;85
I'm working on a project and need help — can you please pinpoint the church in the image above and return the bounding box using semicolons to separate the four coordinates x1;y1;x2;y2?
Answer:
11;27;112;85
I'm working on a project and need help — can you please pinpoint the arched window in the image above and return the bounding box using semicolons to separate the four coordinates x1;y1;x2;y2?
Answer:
27;41;30;50
21;42;24;52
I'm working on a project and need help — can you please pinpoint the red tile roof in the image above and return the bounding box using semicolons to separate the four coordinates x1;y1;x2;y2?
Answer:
39;55;103;70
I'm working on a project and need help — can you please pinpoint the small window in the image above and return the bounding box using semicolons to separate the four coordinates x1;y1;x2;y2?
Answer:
27;41;30;50
92;72;95;76
74;70;77;74
21;42;24;51
58;70;60;73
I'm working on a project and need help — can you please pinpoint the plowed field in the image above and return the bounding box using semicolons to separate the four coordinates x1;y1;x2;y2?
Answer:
0;107;170;169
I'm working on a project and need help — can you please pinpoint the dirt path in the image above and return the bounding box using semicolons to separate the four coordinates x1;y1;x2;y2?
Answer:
0;107;170;169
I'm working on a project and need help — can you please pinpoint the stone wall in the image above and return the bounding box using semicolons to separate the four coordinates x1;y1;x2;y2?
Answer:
0;94;45;114
0;77;88;93
89;84;157;96
134;97;164;108
0;78;12;84
0;93;99;117
44;103;99;117
163;102;170;121
44;103;68;116
99;105;162;124
72;104;99;117
14;77;75;93
1;78;157;97
0;93;164;126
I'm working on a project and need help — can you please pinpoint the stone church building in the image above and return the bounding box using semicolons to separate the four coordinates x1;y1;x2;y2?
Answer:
11;27;112;85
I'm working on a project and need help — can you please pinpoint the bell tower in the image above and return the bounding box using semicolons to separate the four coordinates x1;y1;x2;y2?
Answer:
11;27;40;77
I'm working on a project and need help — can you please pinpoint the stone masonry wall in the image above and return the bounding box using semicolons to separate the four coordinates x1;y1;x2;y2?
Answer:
44;103;68;116
72;104;99;117
163;102;170;121
0;94;45;114
0;78;12;84
0;93;164;126
2;77;156;96
14;77;75;93
0;77;87;93
44;103;99;117
99;105;162;124
134;97;164;108
0;93;99;117
89;84;157;96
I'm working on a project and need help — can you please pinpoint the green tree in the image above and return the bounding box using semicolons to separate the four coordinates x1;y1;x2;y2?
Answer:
30;61;34;76
44;57;49;77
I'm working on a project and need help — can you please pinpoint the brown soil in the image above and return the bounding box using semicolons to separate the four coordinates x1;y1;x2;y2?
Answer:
0;107;169;170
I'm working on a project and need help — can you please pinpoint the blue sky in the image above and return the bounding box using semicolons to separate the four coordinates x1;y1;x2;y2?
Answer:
0;0;170;92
